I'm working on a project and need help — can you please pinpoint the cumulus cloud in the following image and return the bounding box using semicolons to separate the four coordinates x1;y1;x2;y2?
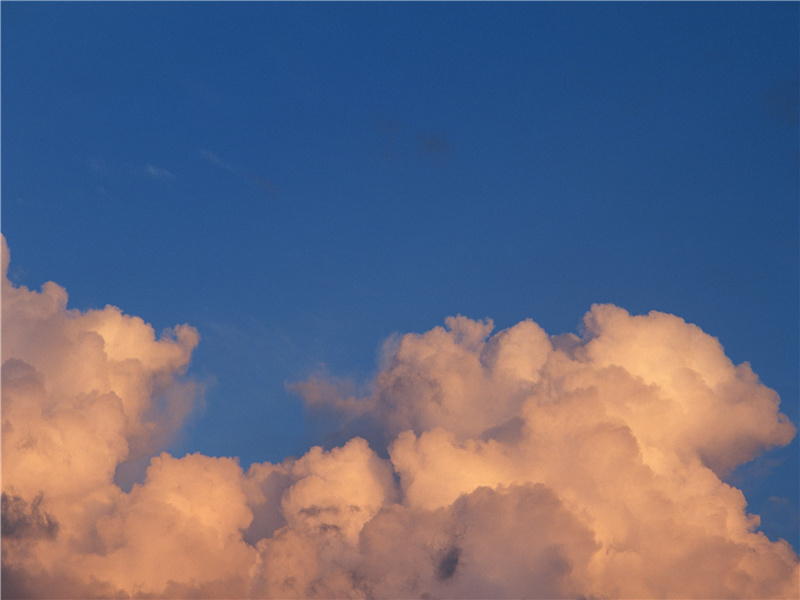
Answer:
2;234;798;598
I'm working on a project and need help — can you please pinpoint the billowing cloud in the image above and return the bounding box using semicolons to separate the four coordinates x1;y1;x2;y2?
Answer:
2;234;798;598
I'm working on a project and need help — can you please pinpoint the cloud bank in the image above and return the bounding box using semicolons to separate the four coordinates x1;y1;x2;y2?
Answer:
2;235;798;598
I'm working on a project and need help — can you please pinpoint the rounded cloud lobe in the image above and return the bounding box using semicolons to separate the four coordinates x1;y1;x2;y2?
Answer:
2;235;798;599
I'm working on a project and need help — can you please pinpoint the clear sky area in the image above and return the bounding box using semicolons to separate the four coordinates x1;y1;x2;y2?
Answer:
2;3;798;598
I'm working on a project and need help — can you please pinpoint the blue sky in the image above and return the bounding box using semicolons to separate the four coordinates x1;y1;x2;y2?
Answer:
3;1;798;552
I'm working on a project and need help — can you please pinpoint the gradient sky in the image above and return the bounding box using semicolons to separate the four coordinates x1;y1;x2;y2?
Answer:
2;0;798;557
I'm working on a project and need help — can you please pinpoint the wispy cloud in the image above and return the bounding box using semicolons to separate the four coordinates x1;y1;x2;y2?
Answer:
201;149;238;173
144;164;174;180
201;149;277;196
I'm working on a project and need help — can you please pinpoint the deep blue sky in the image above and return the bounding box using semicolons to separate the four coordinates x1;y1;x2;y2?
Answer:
3;2;798;549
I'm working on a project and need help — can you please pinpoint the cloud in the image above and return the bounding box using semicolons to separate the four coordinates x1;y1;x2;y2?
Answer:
369;115;453;168
201;149;238;173
1;494;59;541
763;78;799;126
200;149;277;196
417;130;452;157
2;234;798;598
144;164;174;179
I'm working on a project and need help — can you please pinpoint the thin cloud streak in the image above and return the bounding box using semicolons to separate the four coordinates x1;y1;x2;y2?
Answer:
144;164;174;180
1;235;797;598
201;149;277;197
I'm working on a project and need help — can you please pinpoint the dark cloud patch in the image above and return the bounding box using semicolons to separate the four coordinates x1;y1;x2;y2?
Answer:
0;565;31;600
299;505;340;518
2;358;42;391
436;546;461;580
417;131;452;157
764;78;799;126
1;564;130;600
368;115;453;168
1;493;59;540
479;416;526;445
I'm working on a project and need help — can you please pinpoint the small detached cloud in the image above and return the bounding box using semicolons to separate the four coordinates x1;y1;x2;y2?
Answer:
369;115;453;168
201;149;277;196
1;234;797;598
144;164;174;180
764;78;799;126
201;148;238;173
417;130;452;157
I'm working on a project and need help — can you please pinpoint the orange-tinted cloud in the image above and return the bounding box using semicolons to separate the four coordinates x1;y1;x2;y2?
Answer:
2;234;797;598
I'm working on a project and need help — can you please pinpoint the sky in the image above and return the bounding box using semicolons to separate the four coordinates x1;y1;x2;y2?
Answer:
1;2;798;598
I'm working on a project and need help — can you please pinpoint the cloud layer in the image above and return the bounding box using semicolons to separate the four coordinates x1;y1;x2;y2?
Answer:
2;235;798;598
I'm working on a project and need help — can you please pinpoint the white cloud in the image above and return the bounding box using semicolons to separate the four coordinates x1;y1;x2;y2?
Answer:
145;164;174;179
2;234;797;598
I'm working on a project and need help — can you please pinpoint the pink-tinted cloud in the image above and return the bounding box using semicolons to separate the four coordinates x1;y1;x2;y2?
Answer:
2;234;797;598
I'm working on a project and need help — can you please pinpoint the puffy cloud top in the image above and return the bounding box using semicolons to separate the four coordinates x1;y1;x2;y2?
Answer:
2;235;797;598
